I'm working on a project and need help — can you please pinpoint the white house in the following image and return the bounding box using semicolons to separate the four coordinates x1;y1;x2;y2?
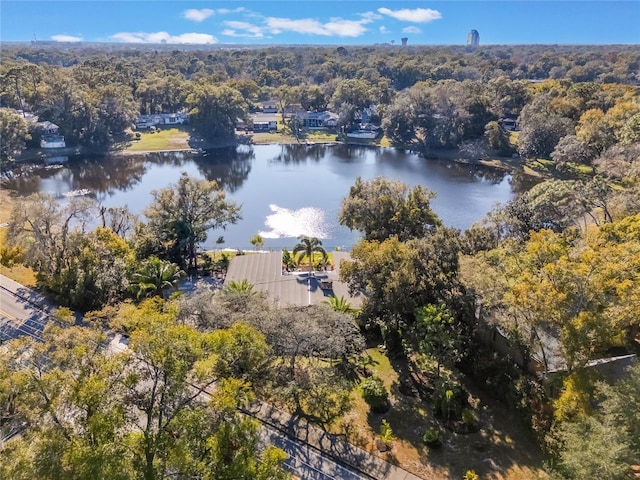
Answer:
135;113;188;129
261;100;278;113
298;111;338;129
37;121;66;148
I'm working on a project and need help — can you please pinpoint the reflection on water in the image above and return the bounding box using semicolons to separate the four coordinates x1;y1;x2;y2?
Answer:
259;204;332;239
268;144;327;165
3;144;529;250
193;146;254;193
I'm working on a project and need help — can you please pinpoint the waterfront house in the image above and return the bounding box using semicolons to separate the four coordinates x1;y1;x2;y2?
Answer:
135;112;188;129
37;121;66;148
261;100;278;113
299;111;338;129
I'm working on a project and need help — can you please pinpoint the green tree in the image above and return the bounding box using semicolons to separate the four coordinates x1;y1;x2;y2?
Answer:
339;177;441;242
553;362;640;480
0;107;30;165
129;256;185;299
7;195;133;309
360;376;390;413
618;112;640;146
517;93;573;159
413;304;464;377
576;108;616;158
484;120;513;156
341;231;461;352
0;324;135;480
118;300;284;480
250;233;264;250
0;303;290;480
383;83;436;152
323;295;358;314
551;134;592;170
300;84;328;111
225;279;256;294
292;235;327;272
466;215;640;374
144;173;241;270
187;83;248;140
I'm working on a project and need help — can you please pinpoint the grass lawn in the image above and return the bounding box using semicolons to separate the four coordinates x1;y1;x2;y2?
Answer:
123;127;191;152
323;347;548;480
251;131;299;144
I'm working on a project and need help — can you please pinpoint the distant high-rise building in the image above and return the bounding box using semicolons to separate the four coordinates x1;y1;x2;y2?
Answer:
401;37;408;46
467;29;479;47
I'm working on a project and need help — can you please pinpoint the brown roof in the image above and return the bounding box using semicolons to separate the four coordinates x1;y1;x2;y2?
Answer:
225;251;363;308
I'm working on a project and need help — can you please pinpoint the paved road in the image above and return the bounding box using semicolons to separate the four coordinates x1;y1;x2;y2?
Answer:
0;274;376;480
0;275;54;342
260;426;371;480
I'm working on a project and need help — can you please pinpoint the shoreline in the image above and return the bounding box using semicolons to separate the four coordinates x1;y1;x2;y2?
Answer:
7;137;541;179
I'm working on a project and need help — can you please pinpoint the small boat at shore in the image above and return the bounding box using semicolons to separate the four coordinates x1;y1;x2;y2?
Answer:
63;189;91;198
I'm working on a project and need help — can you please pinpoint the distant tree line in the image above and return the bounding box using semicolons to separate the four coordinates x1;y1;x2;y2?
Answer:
0;44;638;164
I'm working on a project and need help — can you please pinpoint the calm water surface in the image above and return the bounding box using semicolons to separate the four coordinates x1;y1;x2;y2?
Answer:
6;144;522;250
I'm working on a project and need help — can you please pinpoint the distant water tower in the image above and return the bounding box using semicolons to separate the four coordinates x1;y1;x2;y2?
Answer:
467;29;479;47
401;37;408;46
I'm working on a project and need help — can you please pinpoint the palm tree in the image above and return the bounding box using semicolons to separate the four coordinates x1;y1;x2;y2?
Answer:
224;279;255;294
129;256;185;299
292;235;327;273
323;295;358;314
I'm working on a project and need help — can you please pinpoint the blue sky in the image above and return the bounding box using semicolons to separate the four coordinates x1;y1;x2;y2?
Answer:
1;1;639;45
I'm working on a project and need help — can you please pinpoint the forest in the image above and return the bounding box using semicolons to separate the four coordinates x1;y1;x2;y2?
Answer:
0;43;639;480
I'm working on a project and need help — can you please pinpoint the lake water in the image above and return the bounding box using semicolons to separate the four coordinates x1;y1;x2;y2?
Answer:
5;144;522;251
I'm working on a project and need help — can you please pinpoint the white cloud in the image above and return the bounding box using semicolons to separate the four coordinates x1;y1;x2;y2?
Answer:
222;21;265;38
217;7;245;15
361;11;383;22
110;32;217;44
402;26;422;34
379;26;389;34
183;8;214;22
326;19;370;37
378;7;442;23
51;34;83;42
266;17;369;37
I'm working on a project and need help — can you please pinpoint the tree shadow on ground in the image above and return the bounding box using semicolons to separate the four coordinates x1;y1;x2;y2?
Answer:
363;353;547;479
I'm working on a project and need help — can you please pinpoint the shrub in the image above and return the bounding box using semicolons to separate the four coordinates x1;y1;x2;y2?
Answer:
461;408;477;427
379;419;395;442
423;428;442;448
434;379;468;422
463;470;479;480
361;376;390;413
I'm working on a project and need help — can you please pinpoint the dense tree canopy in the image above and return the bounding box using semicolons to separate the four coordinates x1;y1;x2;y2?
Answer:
0;43;637;150
339;177;441;242
340;230;462;350
144;173;241;269
463;214;640;373
0;107;30;165
0;304;289;480
553;362;640;480
186;82;248;140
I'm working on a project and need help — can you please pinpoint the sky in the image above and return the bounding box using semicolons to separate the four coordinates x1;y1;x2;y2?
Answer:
1;1;639;45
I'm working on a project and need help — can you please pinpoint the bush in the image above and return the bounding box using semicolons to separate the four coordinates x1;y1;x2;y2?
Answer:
463;470;479;480
434;379;468;422
461;408;477;427
361;376;390;413
379;419;395;442
423;428;442;448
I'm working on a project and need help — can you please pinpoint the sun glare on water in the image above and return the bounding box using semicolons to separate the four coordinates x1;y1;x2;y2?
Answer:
259;204;331;239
